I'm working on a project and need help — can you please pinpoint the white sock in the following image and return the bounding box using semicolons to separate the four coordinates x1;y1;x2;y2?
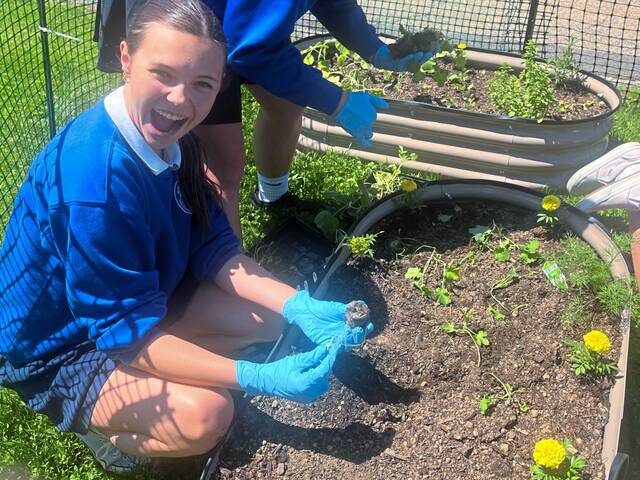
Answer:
257;172;289;202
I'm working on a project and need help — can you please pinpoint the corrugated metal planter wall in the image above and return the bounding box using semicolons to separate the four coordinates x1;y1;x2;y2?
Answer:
295;36;623;190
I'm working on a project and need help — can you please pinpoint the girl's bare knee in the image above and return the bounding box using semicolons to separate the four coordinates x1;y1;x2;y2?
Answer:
176;388;234;455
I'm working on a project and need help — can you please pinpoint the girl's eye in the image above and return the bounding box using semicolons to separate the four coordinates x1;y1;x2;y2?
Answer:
151;69;170;81
195;81;214;90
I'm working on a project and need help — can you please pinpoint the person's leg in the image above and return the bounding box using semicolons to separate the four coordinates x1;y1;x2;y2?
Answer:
90;364;234;458
247;84;305;202
88;276;285;458
194;123;245;239
160;274;285;355
194;71;246;239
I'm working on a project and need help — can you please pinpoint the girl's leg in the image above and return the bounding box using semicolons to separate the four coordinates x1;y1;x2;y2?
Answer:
89;276;285;457
90;364;234;458
630;210;640;288
161;274;286;356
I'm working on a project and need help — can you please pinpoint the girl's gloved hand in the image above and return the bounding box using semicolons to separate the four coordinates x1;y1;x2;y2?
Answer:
282;290;374;351
372;44;435;72
236;342;340;403
334;91;388;147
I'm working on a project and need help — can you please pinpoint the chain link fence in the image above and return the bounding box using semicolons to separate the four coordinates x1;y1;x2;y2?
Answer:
1;0;639;236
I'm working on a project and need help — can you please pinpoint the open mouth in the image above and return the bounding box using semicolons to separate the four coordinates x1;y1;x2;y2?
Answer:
150;108;188;136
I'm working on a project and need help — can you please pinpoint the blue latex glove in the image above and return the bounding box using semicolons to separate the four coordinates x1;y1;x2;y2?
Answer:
236;342;340;403
335;91;388;147
282;290;374;351
372;44;435;72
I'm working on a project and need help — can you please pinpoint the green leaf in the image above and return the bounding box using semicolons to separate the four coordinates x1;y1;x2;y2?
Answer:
432;68;448;87
441;320;457;334
435;286;452;305
493;248;510;262
416;283;433;298
488;305;506;320
412;70;426;82
314;210;339;240
475;330;490;347
437;213;453;223
405;267;423;281
479;395;494;415
303;53;315;65
444;264;460;283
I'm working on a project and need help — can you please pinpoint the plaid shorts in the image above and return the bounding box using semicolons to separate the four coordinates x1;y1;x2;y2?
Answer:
0;341;117;434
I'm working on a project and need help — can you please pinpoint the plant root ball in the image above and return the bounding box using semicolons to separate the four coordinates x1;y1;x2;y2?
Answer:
345;300;370;328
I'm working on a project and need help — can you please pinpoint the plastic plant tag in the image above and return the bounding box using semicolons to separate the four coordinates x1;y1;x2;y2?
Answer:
542;260;568;289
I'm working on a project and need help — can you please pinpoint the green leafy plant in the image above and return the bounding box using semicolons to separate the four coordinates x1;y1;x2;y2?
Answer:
491;269;520;292
489;40;556;122
531;438;586;480
479;372;528;416
342;232;381;257
520;239;542;265
441;318;490;367
565;329;619;377
314;209;340;240
547;39;585;88
493;237;516;262
488;304;506;320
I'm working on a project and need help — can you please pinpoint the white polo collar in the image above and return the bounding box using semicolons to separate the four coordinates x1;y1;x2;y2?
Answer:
104;86;181;176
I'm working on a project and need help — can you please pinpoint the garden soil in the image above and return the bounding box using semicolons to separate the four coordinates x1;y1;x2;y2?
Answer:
216;201;622;480
355;62;609;121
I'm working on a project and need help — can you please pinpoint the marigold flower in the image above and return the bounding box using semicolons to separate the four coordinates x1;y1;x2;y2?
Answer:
457;42;467;50
541;195;561;212
349;237;370;256
533;438;566;470
583;329;611;354
400;179;417;192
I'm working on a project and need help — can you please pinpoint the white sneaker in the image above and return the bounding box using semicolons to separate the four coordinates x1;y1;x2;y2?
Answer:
576;169;640;212
75;429;150;474
567;142;640;195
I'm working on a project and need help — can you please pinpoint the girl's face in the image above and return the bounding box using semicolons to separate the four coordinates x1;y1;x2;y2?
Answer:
120;23;224;153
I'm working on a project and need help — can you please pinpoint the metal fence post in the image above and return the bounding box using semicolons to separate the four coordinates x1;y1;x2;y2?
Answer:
37;0;57;139
523;0;539;51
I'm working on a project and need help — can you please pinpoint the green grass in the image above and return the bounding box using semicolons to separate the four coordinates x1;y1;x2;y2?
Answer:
611;87;640;143
1;1;640;476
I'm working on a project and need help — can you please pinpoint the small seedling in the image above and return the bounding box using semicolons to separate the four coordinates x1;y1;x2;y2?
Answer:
441;319;490;367
434;286;452;305
519;239;541;265
443;263;460;283
488;304;506;320
479;372;528;416
493;238;514;262
491;269;520;292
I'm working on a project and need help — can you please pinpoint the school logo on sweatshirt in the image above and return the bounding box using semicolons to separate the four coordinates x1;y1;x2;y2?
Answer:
174;181;191;215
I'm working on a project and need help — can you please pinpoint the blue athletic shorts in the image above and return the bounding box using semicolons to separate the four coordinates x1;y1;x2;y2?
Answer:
0;340;117;434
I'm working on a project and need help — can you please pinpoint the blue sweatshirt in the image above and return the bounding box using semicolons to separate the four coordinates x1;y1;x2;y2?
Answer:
0;88;240;367
205;0;384;114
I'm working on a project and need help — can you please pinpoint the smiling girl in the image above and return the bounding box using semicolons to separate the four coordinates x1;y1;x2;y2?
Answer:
0;0;370;473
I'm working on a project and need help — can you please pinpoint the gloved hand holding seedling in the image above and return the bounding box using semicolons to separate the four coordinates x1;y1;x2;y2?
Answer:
283;290;374;351
374;25;448;73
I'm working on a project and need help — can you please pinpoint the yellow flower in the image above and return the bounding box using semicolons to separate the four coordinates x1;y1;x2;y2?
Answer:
533;438;566;470
400;179;417;192
583;330;612;353
541;195;561;212
457;42;467;50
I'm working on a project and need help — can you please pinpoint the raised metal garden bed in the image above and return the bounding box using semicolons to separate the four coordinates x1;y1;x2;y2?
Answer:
295;36;623;190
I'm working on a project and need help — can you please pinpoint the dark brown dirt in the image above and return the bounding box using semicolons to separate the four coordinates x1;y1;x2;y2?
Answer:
218;202;622;479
